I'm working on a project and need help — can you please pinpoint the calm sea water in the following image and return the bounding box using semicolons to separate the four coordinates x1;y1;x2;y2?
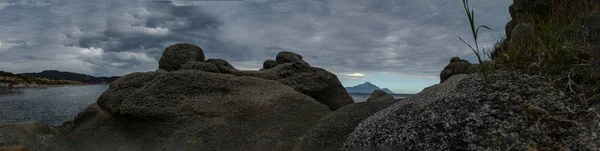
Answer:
349;93;413;102
0;85;108;125
0;85;412;125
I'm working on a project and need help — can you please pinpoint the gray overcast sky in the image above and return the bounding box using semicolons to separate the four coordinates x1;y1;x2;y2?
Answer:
0;0;512;93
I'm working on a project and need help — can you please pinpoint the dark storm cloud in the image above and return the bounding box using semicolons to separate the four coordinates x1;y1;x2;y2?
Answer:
0;0;512;77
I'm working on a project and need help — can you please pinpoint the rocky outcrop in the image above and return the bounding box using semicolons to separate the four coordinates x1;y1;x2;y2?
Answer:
179;61;219;72
158;43;206;71
493;0;600;59
0;43;355;150
205;59;238;73
344;72;599;150
156;44;353;110
294;99;399;151
439;57;477;83
366;90;395;102
0;121;72;151
231;63;353;110
263;60;276;69
87;70;331;150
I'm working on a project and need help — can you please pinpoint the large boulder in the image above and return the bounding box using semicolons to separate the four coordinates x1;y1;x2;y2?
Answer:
263;59;276;69
158;43;206;71
90;70;331;150
439;57;477;83
343;72;600;150
179;61;219;72
227;51;354;110
0;121;73;151
294;99;399;151
205;59;237;73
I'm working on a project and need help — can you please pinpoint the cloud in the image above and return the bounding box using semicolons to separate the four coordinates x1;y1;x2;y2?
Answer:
346;73;366;77
0;0;512;78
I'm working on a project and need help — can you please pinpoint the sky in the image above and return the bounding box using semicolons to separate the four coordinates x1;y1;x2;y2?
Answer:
0;0;512;94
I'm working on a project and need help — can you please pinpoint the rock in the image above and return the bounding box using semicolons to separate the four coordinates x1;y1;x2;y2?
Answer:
158;43;206;71
366;90;395;102
179;61;219;72
343;72;600;150
508;23;536;51
0;121;72;151
224;51;353;110
90;70;331;150
68;104;139;151
263;59;276;69
155;68;167;74
98;72;160;114
205;59;237;73
276;51;305;64
439;57;477;83
231;61;354;110
0;146;28;151
294;99;399;151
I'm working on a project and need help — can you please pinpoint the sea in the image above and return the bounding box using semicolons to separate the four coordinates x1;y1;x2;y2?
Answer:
0;85;413;125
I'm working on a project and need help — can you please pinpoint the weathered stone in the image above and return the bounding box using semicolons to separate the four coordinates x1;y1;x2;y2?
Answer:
231;62;354;110
263;59;276;69
0;121;73;151
158;43;205;71
294;99;399;151
179;61;219;72
89;70;331;151
344;72;599;150
205;59;237;73
439;57;477;83
366;90;395;102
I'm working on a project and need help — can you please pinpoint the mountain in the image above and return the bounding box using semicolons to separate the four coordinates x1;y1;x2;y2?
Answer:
19;70;120;84
345;82;395;94
1;70;81;85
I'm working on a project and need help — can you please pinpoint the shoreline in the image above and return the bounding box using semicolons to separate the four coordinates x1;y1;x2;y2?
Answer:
0;84;108;96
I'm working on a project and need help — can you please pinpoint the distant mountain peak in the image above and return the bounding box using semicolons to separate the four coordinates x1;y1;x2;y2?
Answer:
345;82;395;94
20;70;121;84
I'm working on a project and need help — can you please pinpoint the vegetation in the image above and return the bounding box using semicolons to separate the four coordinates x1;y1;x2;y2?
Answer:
456;0;491;76
0;71;82;86
456;1;600;149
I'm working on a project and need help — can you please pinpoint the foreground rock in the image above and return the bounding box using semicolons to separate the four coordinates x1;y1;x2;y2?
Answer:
344;72;599;150
0;121;72;151
84;70;331;150
439;57;477;83
158;43;206;71
294;92;398;151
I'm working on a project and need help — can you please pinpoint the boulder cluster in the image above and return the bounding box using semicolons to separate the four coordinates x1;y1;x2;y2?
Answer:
0;43;399;151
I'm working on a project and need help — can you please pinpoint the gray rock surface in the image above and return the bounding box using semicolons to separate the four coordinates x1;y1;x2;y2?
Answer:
158;43;206;71
366;90;395;102
205;58;237;73
91;70;331;151
179;61;219;72
508;23;535;51
276;51;308;66
0;121;73;151
263;59;276;69
231;61;354;110
343;72;600;150
294;99;399;151
439;57;477;83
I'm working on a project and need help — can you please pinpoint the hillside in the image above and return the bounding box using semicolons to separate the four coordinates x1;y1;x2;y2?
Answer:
20;70;120;84
345;82;395;94
0;71;81;85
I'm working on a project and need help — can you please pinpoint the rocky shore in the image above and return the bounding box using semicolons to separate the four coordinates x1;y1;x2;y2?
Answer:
1;0;599;150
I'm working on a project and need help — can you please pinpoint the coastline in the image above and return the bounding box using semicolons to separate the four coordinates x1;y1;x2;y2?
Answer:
0;84;108;96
